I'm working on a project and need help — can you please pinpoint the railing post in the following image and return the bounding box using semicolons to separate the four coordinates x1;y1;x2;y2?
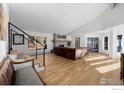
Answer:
10;29;13;51
43;47;45;66
36;43;37;60
8;22;10;54
43;37;46;66
8;23;12;54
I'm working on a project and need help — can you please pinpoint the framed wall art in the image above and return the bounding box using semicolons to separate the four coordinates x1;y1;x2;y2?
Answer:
28;36;35;49
36;36;46;49
13;34;24;45
75;37;80;48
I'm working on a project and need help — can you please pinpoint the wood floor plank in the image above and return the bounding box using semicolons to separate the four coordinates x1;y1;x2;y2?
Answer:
33;53;122;85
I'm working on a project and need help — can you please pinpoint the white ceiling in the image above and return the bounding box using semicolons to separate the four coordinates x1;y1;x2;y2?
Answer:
9;3;109;34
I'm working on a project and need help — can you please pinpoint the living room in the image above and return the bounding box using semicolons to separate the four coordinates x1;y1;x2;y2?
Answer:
1;2;124;87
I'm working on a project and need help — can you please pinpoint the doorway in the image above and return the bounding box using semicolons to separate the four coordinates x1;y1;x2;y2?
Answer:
87;37;99;52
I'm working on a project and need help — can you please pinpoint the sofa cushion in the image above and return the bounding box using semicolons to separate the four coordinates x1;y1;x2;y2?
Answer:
15;66;43;85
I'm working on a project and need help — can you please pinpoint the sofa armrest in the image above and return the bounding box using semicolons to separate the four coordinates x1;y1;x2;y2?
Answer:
11;58;34;68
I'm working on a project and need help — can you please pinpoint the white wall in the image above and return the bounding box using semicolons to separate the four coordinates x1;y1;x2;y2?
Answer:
0;41;6;63
77;31;112;56
98;24;124;59
12;31;53;55
69;33;85;48
0;3;8;62
4;4;9;53
69;23;124;59
98;29;112;56
113;24;124;58
70;24;124;59
68;4;124;59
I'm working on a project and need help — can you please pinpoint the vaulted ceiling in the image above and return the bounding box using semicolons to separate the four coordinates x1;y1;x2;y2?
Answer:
9;3;109;34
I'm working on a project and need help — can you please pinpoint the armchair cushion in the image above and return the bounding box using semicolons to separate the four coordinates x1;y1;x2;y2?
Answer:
15;66;43;85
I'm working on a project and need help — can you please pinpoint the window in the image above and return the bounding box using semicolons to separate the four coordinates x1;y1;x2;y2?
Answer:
104;37;108;50
117;35;122;52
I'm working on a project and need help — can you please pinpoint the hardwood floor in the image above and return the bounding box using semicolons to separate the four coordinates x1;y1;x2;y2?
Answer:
33;53;122;85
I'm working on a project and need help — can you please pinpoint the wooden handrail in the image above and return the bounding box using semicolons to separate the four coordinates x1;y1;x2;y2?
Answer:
9;22;45;47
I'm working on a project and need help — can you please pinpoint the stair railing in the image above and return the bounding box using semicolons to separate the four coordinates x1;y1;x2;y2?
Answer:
8;22;46;67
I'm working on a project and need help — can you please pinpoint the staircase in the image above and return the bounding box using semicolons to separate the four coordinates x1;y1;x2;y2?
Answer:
8;22;47;69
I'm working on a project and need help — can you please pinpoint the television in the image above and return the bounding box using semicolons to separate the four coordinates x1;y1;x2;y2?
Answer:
0;41;6;63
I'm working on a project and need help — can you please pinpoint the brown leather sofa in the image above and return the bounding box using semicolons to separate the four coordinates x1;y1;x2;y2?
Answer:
0;56;44;85
54;47;89;60
0;57;14;85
